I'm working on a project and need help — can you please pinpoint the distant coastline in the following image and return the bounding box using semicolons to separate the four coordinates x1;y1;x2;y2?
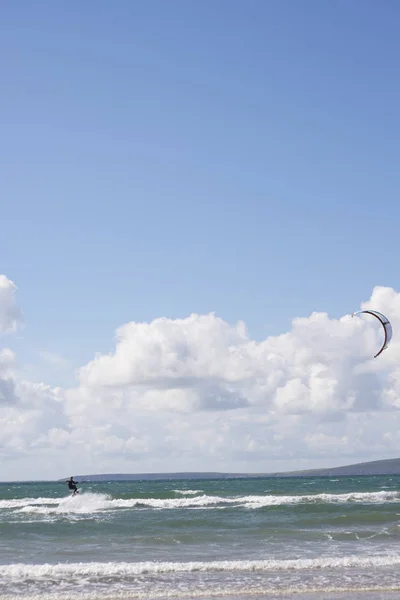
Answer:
56;456;400;482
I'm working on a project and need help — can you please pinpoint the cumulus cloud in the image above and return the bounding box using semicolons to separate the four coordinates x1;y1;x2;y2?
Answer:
76;286;400;420
0;329;19;408
0;275;22;333
1;273;400;480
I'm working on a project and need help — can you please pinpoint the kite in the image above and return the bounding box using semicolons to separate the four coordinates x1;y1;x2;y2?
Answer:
352;310;392;358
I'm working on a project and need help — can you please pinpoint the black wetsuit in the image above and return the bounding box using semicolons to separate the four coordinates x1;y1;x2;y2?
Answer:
67;479;78;494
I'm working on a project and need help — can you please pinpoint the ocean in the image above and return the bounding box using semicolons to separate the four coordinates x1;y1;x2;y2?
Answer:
0;475;399;600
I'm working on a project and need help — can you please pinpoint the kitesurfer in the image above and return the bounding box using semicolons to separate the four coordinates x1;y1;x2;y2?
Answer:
66;476;79;495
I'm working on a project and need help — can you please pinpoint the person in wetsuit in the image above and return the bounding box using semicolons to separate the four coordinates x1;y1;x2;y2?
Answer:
66;476;79;495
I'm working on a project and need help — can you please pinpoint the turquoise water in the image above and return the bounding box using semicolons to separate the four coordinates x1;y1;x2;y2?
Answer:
0;475;399;599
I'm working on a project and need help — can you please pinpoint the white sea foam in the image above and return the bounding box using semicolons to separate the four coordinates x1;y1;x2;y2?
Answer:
1;553;400;581
0;497;60;509
173;489;203;495
4;489;400;515
15;493;113;515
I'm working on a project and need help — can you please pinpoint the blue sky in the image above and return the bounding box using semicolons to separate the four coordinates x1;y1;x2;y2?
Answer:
2;0;400;380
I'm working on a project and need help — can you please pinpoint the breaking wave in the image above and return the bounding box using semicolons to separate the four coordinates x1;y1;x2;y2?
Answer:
1;489;398;516
2;553;400;577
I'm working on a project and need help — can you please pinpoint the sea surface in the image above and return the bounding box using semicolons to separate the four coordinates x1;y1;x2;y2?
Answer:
0;475;399;600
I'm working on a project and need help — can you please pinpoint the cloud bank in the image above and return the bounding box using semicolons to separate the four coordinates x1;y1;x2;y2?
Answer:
1;273;400;480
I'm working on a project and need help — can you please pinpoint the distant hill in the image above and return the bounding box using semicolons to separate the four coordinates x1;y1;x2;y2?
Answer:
59;457;400;482
58;472;253;482
271;457;400;477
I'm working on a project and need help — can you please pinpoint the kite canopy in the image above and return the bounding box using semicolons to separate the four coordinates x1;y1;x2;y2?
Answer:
352;310;392;358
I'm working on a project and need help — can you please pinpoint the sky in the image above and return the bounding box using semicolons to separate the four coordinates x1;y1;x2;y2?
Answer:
1;0;400;481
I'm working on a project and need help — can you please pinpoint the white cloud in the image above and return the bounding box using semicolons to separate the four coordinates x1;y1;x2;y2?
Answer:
0;275;22;334
1;273;400;480
76;287;400;419
0;347;18;406
79;314;252;388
